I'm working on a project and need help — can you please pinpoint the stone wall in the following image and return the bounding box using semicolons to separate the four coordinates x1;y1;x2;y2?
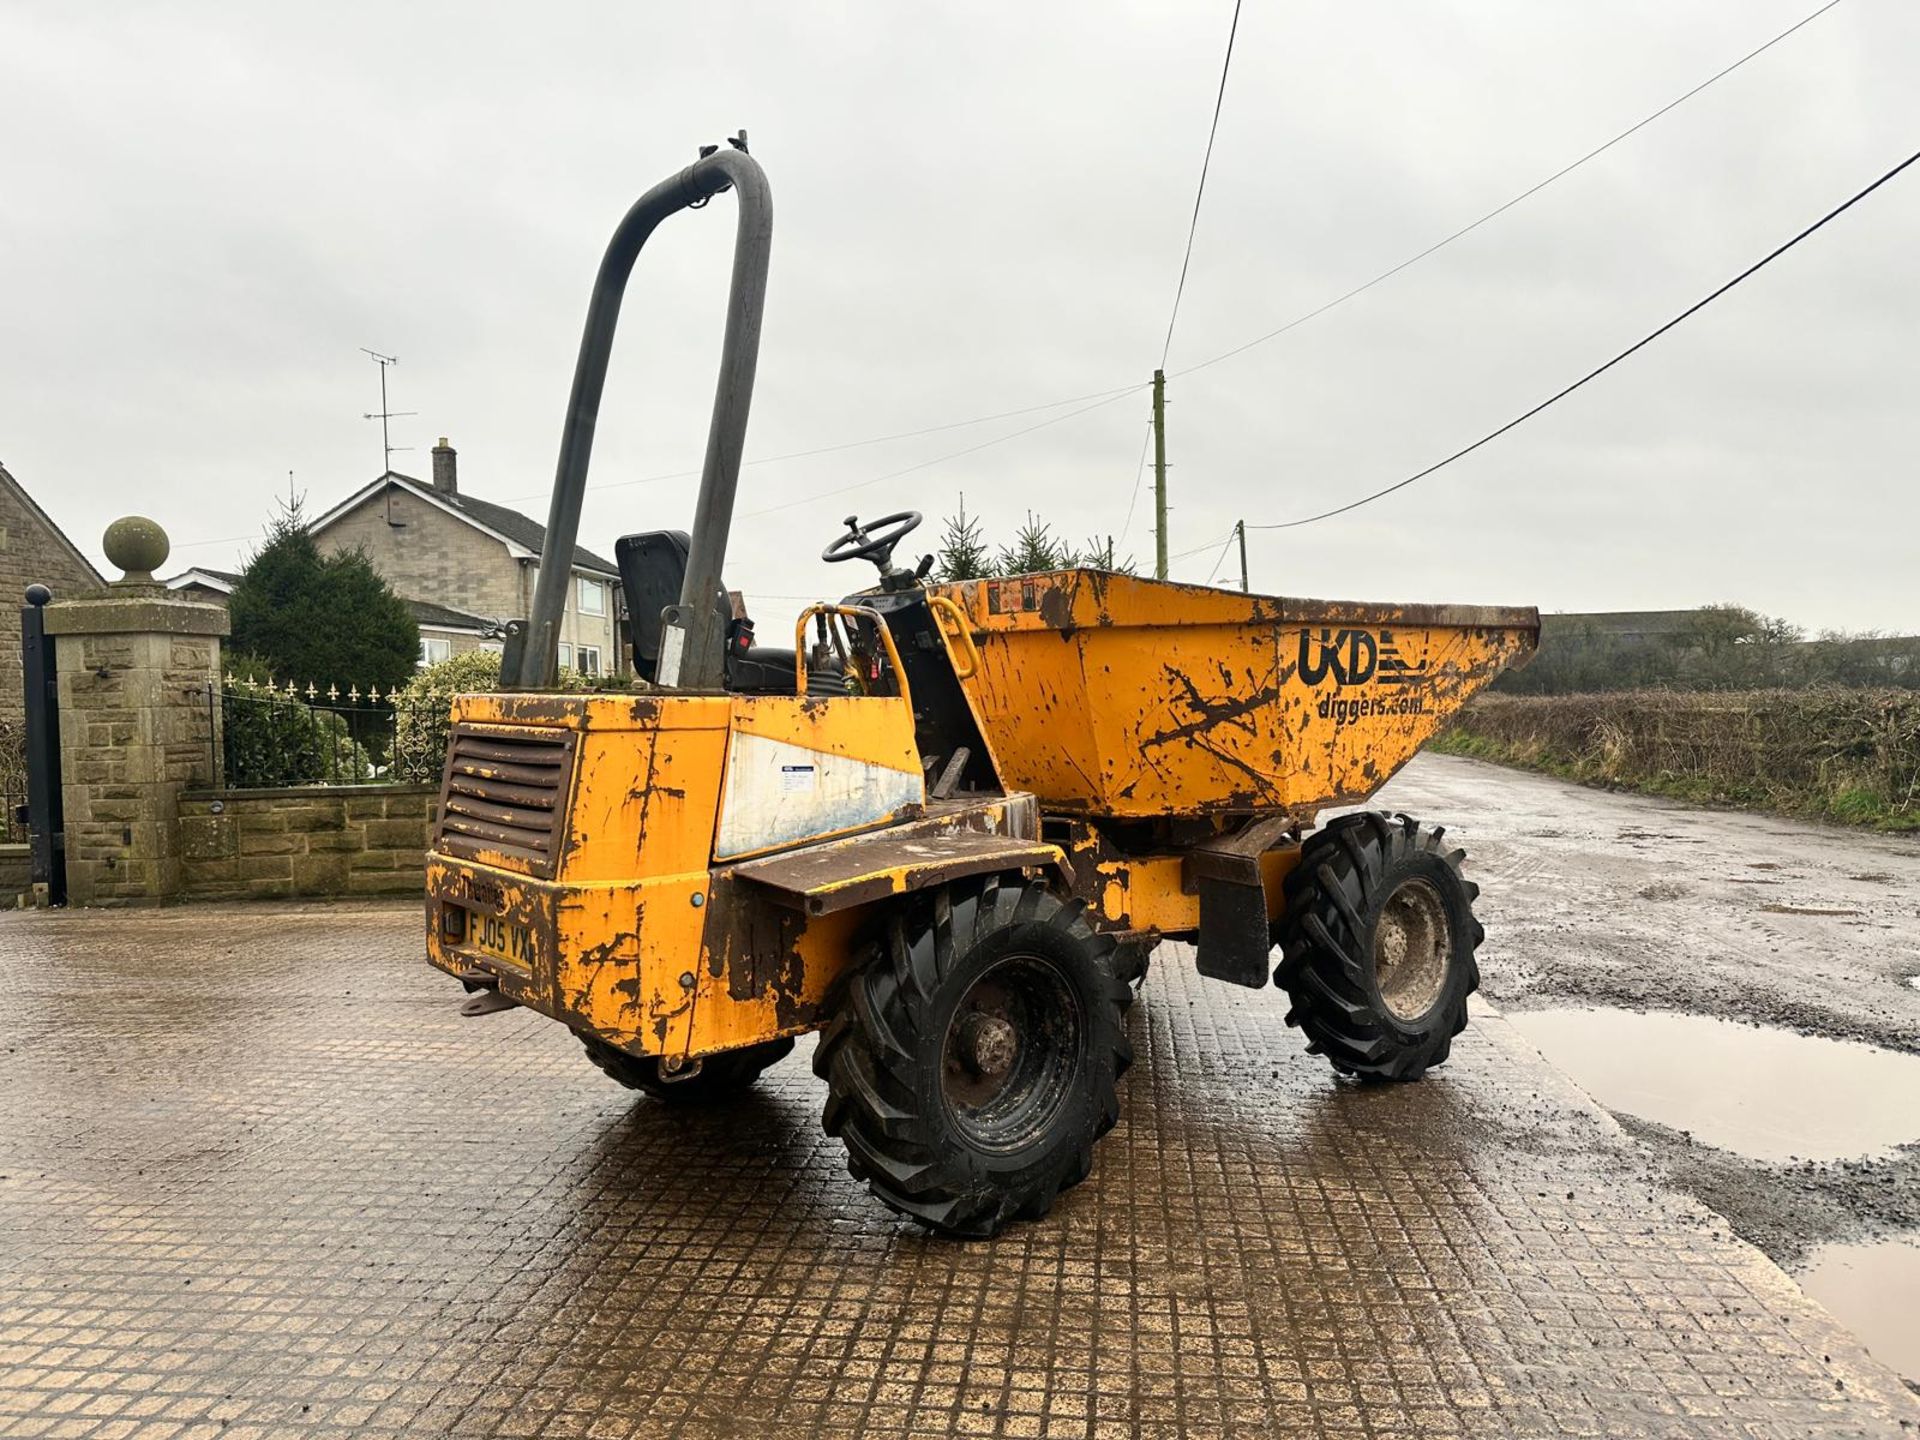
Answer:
178;785;438;900
0;843;29;898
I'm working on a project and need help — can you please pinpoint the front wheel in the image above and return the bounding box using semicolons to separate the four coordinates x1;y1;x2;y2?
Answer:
813;876;1132;1238
1275;813;1483;1082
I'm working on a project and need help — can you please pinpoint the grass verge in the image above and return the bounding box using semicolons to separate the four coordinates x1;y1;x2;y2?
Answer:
1431;689;1920;832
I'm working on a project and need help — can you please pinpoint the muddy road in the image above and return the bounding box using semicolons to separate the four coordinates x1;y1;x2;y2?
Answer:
1376;753;1920;1382
1376;752;1920;1054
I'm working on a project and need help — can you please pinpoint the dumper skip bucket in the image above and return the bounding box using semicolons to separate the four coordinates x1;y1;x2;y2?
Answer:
933;570;1538;820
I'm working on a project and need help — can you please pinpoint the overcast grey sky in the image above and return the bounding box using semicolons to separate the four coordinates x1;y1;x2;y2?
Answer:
2;0;1914;633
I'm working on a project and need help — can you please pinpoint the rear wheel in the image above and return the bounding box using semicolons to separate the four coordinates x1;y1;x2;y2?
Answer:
582;1034;795;1103
1275;813;1482;1081
813;875;1132;1238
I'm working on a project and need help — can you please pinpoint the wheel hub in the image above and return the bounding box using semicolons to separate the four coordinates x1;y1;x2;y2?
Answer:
956;1012;1018;1078
939;954;1083;1153
1373;877;1451;1022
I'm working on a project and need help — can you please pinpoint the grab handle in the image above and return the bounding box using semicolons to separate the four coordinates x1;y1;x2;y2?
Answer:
926;595;981;681
794;604;913;711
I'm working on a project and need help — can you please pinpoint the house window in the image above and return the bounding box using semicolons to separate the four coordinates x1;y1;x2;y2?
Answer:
419;636;452;667
578;577;605;616
557;642;573;670
576;645;601;678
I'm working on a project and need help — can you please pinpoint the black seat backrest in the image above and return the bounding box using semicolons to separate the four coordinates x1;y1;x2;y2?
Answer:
617;531;708;683
616;529;799;692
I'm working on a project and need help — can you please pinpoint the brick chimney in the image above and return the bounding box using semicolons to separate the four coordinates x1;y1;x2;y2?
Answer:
431;437;457;495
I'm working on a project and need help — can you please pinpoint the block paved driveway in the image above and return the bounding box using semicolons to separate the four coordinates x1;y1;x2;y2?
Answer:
2;901;1916;1439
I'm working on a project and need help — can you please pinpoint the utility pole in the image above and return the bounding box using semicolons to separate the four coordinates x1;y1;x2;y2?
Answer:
360;349;415;475
1151;368;1168;579
1235;518;1249;592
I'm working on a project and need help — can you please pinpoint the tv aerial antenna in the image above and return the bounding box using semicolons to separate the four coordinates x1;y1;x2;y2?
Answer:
360;349;416;474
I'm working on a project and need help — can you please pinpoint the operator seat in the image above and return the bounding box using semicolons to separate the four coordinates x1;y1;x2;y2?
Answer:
614;530;803;694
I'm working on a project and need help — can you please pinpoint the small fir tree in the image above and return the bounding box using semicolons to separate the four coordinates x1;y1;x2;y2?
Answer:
996;512;1065;577
228;497;419;692
934;495;997;581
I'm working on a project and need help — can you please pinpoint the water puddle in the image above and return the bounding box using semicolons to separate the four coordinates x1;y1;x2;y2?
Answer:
1798;1238;1920;1383
1507;1008;1920;1163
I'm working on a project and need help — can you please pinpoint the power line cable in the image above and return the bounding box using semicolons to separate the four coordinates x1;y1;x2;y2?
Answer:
1249;144;1920;532
1202;528;1238;583
1115;419;1156;548
1167;530;1236;563
1173;0;1843;380
1161;0;1244;367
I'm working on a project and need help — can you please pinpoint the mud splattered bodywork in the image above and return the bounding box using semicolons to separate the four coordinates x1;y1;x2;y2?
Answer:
425;570;1537;1068
424;690;1051;1060
933;570;1539;819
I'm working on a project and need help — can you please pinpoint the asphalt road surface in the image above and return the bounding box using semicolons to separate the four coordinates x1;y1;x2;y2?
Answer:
1377;753;1920;1054
1377;753;1920;1288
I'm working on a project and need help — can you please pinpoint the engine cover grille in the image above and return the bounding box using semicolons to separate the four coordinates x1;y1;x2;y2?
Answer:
434;724;577;877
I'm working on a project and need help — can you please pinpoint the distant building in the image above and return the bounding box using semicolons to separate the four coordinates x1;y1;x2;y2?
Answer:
307;439;624;676
169;438;627;677
0;462;105;724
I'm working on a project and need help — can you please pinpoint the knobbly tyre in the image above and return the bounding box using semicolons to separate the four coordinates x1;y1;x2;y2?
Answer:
423;138;1539;1238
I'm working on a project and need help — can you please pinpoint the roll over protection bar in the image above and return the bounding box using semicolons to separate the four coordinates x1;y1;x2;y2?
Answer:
510;138;772;691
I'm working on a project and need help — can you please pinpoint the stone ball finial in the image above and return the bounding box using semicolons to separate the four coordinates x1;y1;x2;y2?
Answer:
103;516;170;584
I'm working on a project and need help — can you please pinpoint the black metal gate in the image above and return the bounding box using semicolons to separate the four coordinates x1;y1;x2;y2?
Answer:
20;584;64;904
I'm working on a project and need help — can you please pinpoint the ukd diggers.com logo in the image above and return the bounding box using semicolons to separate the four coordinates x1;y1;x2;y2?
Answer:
1297;628;1430;691
1296;628;1378;687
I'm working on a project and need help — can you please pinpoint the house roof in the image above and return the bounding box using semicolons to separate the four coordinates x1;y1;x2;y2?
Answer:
166;566;241;594
308;472;620;577
0;463;107;587
408;598;495;633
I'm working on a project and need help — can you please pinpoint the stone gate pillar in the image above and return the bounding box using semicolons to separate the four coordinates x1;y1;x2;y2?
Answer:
43;518;227;904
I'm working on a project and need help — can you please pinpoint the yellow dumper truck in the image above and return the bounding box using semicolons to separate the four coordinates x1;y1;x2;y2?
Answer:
424;141;1538;1237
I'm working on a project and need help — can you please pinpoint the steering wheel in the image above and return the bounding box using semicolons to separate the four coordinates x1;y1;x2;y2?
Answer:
821;511;923;570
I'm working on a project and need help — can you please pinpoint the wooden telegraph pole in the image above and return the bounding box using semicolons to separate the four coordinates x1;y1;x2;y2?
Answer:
1152;369;1169;579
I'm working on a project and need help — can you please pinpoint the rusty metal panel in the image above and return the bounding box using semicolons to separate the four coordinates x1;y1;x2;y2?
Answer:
733;826;1060;916
933;570;1539;819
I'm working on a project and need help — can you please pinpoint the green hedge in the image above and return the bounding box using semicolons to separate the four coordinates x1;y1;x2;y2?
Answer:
1433;689;1920;831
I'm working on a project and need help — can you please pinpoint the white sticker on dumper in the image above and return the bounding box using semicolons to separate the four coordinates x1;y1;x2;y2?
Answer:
714;732;921;859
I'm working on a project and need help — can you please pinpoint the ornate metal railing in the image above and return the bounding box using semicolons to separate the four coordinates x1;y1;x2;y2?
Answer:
214;674;452;789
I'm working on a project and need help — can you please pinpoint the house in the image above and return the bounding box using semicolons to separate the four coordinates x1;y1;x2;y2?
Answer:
166;566;503;668
307;438;626;675
0;462;105;726
166;439;626;675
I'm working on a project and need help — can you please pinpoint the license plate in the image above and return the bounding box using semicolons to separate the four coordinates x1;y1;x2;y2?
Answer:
468;911;536;971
